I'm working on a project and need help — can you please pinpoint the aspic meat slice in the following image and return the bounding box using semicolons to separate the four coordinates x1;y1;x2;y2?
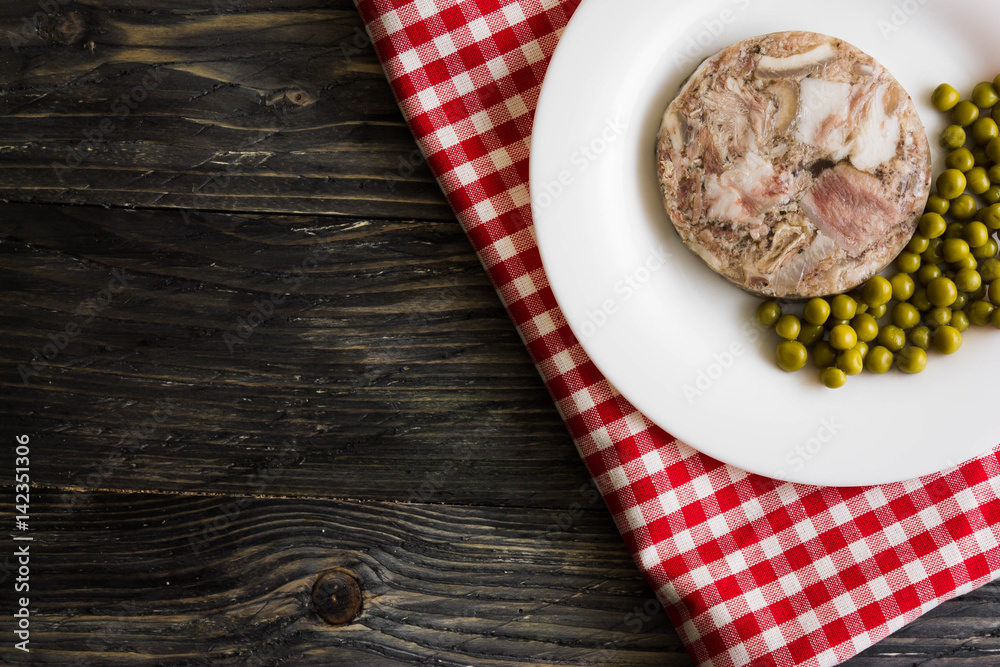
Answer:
656;31;932;298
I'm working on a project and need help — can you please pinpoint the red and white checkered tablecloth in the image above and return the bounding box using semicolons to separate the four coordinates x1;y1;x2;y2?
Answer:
354;1;1000;665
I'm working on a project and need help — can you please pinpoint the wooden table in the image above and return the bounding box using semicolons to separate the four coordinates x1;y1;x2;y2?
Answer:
1;2;996;664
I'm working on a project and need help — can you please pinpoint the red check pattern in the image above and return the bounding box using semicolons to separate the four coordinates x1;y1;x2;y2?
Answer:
355;1;1000;665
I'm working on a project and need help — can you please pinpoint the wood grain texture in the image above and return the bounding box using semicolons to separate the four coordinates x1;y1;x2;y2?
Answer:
0;489;996;666
1;0;998;663
0;0;452;219
0;203;590;507
0;491;687;666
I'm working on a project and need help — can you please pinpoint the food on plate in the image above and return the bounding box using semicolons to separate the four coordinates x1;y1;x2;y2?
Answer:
755;77;1000;387
657;31;932;298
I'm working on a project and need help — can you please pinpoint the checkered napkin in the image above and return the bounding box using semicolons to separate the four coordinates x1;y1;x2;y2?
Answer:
355;1;1000;665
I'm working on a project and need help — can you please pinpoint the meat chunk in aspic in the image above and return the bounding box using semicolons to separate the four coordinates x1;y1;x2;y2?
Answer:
657;31;931;298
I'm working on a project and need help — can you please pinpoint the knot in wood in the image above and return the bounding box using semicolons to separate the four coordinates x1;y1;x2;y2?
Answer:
43;10;86;46
312;568;362;626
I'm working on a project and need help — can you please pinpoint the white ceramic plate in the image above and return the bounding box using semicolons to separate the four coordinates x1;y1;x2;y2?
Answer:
531;0;1000;486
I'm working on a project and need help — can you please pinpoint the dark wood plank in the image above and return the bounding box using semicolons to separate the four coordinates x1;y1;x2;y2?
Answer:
0;490;688;666
0;203;590;506
0;0;452;220
848;582;1000;666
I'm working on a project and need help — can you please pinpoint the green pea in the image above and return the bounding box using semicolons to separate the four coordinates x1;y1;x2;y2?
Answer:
853;341;869;360
953;255;979;272
831;294;858;320
860;276;892;308
851;312;879;343
865;346;894;374
967;167;993;195
972;117;1000;145
775;314;801;340
927;276;959;307
802;298;829;326
812;341;837;369
953;292;969;311
926;195;950;216
990;280;1000;306
951;194;978;221
993;103;1000;125
877;325;906;352
925;307;952;328
947;148;976;172
963;221;990;248
912;288;933;312
776;340;808;372
895;251;922;274
980;258;1000;282
797;322;825;347
974;146;991;168
891;302;921;330
953;100;980;127
908;326;931;350
919;212;948;239
983;185;1000;205
968;300;996;326
988;137;1000;164
971;284;989;301
993;307;1000;329
943;238;971;263
837;348;864;376
867;303;887;319
955;268;983;293
917;264;942;286
982;203;1000;230
847;290;868;315
890;273;916;301
821;367;847;389
944;222;966;239
826;318;852;329
941;125;967;149
937;169;968;199
991;164;1000;183
932;325;963;354
973;81;1000;109
952;310;971;331
973;238;998;259
923;238;945;265
756;301;782;328
896;347;927;375
829;324;858;351
906;234;930;254
933;83;962;111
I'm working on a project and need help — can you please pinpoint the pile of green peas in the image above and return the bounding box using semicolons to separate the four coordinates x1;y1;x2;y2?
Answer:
755;77;1000;389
